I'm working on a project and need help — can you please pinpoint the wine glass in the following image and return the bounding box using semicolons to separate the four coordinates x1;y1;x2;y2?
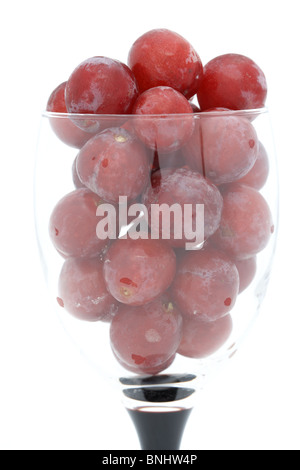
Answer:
34;108;278;450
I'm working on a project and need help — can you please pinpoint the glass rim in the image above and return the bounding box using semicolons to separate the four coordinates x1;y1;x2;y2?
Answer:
42;106;268;120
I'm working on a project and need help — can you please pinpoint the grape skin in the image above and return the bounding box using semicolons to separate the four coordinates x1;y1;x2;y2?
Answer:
171;247;240;322
58;257;118;322
49;188;111;259
104;238;177;306
142;167;223;247
212;183;273;260
110;298;182;375
178;315;233;359
76;127;150;204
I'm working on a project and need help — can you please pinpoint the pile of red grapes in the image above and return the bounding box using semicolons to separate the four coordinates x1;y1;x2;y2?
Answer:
47;28;273;376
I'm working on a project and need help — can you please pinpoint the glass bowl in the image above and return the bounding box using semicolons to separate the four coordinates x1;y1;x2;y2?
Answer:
34;109;278;449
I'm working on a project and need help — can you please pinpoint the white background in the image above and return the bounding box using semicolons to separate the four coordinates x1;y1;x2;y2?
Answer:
0;0;299;450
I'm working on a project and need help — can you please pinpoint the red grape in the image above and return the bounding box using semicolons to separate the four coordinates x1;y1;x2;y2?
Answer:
235;256;257;293
103;237;176;306
128;29;203;100
46;82;92;148
178;315;233;358
197;54;267;111
184;115;258;184
212;184;273;259
171;247;240;322
65;56;139;116
183;107;230;170
49;188;112;258
237;142;269;190
76;127;149;204
142;168;223;247
110;298;182;375
132;86;194;153
58;257;118;322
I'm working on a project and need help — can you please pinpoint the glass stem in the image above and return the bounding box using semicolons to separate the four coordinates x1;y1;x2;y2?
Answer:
127;406;192;451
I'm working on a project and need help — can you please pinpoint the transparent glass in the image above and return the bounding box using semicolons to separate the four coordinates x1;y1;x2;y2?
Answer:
34;109;278;450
